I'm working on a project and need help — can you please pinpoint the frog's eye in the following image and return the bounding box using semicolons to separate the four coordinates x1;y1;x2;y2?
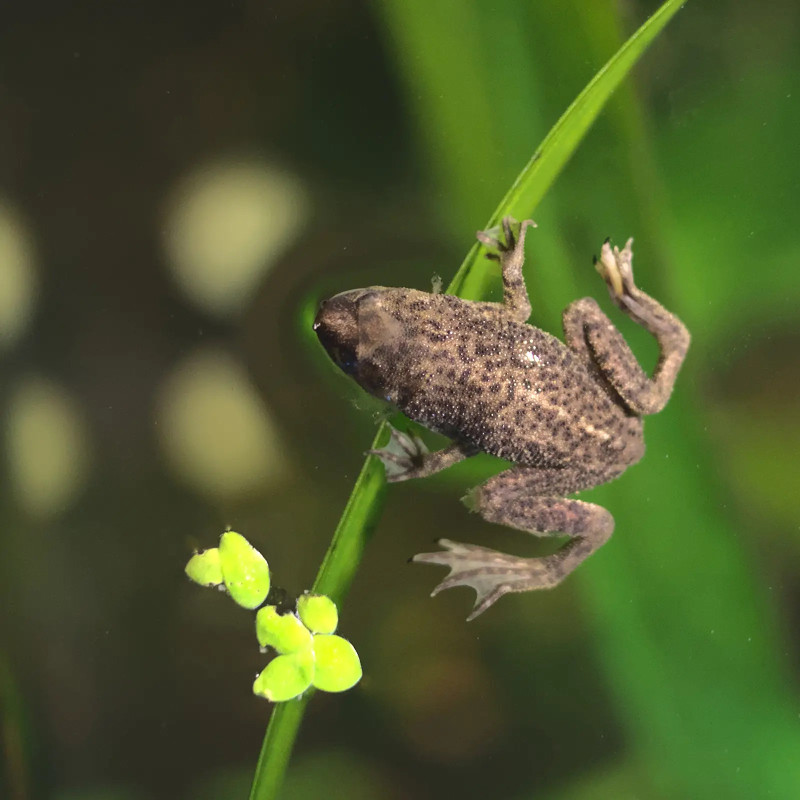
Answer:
332;344;358;374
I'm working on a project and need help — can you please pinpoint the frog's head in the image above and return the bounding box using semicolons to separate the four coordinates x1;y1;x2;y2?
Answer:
314;287;406;396
314;288;388;375
314;290;361;375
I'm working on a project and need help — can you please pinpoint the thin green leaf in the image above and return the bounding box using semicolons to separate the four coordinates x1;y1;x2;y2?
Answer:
448;0;687;299
248;2;686;797
248;427;391;800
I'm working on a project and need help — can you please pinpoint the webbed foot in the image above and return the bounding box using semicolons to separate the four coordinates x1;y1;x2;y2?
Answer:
414;468;616;619
413;539;559;621
367;426;429;482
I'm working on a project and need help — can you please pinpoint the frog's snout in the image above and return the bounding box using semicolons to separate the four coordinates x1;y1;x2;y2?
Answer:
314;291;362;375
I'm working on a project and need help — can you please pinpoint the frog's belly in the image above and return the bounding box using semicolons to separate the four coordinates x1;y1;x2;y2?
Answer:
390;312;644;468
405;365;642;469
474;390;644;468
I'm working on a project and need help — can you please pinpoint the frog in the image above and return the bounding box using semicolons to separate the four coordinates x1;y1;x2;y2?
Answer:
313;217;690;619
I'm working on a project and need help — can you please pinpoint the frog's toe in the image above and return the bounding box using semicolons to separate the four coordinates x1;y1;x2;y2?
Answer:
476;217;536;261
619;236;634;265
475;225;505;260
367;426;429;482
596;236;636;300
413;539;555;620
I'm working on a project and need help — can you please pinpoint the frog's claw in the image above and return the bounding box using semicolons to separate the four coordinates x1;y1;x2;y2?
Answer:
594;236;635;303
476;216;537;261
413;539;555;621
367;426;429;482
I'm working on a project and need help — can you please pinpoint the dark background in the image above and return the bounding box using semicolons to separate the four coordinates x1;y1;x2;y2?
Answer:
1;1;799;799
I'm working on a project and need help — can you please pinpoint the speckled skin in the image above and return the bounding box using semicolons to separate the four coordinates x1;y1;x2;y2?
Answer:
314;218;689;619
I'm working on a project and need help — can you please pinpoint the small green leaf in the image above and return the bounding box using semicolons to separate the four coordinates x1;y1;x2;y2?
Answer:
185;548;224;587
218;531;270;609
253;649;314;703
311;635;362;693
296;593;339;635
256;606;313;654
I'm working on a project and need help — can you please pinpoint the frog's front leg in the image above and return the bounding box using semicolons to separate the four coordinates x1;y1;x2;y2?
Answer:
563;237;690;415
369;426;478;482
414;465;616;619
476;216;537;323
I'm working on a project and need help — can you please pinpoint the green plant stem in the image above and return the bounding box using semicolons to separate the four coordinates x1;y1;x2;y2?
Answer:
248;698;309;800
247;1;685;797
248;425;390;800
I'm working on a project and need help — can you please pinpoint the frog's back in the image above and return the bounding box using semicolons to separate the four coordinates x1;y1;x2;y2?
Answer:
374;291;642;469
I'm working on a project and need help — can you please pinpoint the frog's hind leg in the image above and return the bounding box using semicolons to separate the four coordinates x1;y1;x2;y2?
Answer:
563;237;690;416
414;465;616;620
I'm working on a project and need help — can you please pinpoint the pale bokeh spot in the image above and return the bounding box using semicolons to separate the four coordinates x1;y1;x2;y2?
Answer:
0;200;37;350
6;376;91;519
163;158;308;316
155;347;286;499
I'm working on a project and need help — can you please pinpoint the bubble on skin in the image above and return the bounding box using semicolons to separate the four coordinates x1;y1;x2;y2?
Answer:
5;375;91;519
0;201;37;350
155;347;287;499
163;158;309;317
